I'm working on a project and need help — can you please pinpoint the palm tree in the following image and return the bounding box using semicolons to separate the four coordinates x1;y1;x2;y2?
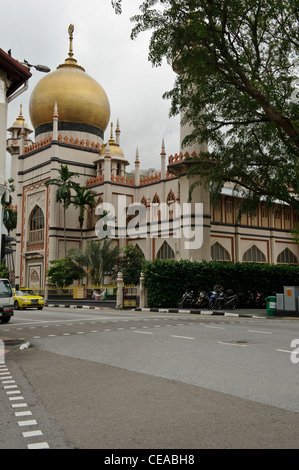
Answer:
73;186;97;246
69;239;119;286
45;164;79;256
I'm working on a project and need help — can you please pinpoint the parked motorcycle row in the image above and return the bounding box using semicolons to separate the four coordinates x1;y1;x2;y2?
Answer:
177;287;267;310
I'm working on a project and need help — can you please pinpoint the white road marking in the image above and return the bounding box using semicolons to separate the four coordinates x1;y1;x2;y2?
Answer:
218;341;247;347
248;329;272;334
205;325;226;330
134;331;153;335
18;419;38;427
171;335;194;340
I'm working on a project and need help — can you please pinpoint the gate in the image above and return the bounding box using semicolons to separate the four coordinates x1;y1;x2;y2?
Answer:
123;285;139;309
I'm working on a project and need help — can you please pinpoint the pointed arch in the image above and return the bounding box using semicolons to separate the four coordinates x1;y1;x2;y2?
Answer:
134;243;145;258
277;248;298;265
28;205;44;243
156;241;175;260
242;245;266;263
211;242;231;261
152;193;160;204
166;190;175;203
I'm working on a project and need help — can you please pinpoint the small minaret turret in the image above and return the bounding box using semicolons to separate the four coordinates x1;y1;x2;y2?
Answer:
104;141;112;182
134;147;140;186
115;118;121;145
160;138;166;179
53;102;59;140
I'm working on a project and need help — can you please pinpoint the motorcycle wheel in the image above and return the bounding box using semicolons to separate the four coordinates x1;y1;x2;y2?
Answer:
201;298;209;308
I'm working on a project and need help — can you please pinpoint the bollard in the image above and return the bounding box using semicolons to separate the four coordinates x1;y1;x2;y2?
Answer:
116;272;124;309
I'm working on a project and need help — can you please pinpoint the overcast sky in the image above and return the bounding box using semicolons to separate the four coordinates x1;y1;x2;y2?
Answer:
1;0;180;174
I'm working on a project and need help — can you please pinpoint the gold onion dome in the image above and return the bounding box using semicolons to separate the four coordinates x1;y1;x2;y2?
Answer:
12;105;29;128
29;25;110;137
99;122;124;157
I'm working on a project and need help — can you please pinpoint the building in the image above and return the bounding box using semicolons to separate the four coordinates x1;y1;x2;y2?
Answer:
0;48;31;262
6;27;299;290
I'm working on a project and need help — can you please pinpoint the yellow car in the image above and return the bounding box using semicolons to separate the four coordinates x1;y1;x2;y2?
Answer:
13;288;45;310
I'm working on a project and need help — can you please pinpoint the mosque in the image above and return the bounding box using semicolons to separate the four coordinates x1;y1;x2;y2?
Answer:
6;26;299;290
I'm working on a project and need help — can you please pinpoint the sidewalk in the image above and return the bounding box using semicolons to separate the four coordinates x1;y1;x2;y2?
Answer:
135;307;267;317
136;306;299;318
43;301;299;318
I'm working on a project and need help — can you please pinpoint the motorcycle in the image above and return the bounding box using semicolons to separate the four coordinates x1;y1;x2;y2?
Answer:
214;289;238;310
177;290;196;309
193;290;210;309
255;292;267;308
208;290;218;309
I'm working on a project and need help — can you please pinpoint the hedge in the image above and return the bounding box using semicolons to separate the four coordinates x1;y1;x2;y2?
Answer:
142;259;299;308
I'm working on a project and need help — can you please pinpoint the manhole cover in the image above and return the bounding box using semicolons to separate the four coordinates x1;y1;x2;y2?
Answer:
225;339;257;345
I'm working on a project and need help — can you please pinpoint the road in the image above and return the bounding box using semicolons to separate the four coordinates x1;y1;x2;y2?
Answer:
0;306;299;449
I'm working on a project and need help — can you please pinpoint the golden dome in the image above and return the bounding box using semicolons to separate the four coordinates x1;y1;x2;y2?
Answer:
99;122;124;157
12;105;28;128
29;25;110;135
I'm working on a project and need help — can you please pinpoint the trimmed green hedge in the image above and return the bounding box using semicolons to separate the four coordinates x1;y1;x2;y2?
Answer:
142;259;299;308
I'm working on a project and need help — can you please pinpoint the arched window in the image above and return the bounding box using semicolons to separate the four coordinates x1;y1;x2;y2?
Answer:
28;206;44;243
277;248;298;265
152;193;160;221
242;245;266;263
156;241;175;260
134;244;145;258
211;242;231;261
166;190;175;203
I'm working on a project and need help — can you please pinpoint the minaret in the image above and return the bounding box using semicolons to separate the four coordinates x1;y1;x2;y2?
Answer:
104;141;112;182
7;105;33;206
115;118;121;145
134;148;140;186
160;138;166;180
52;102;59;141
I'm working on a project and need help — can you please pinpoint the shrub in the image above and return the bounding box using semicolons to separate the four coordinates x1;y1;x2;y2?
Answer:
142;260;299;308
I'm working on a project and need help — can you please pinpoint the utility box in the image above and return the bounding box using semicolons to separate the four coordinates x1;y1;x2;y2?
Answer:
284;286;299;311
276;293;284;310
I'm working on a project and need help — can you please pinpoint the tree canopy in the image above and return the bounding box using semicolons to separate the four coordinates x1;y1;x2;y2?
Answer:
69;239;119;286
114;0;299;216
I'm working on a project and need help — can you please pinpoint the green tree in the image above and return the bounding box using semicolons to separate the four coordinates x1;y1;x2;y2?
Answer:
69;239;119;286
119;243;145;285
115;1;299;217
46;258;86;288
0;260;10;279
45;164;79;256
73;186;97;245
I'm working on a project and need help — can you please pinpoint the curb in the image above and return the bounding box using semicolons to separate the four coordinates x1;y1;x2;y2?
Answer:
45;304;109;310
135;307;264;318
45;303;264;317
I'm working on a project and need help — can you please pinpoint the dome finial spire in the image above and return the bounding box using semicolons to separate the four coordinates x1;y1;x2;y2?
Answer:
57;24;85;71
68;24;74;58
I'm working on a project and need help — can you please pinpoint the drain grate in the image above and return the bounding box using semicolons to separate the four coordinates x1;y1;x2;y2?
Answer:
3;339;24;346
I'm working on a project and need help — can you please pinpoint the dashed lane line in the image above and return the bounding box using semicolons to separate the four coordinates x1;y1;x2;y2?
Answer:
0;363;49;449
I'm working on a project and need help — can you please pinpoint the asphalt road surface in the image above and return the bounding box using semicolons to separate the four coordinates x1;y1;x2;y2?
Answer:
1;307;299;449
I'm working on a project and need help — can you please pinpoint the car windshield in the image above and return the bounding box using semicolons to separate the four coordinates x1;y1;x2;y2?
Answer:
0;280;12;296
17;290;36;296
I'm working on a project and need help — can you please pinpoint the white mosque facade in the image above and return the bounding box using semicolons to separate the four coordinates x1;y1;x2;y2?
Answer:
6;27;299;290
